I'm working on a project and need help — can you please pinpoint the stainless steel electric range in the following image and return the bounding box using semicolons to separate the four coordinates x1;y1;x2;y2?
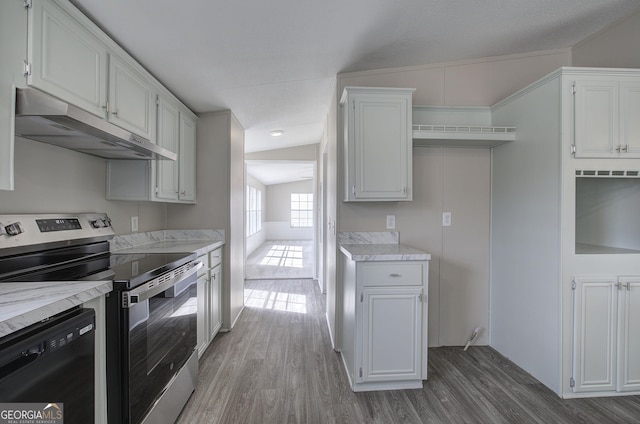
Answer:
0;213;201;424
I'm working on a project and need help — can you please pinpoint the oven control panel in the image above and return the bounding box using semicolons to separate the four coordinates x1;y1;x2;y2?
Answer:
36;218;83;232
0;213;114;253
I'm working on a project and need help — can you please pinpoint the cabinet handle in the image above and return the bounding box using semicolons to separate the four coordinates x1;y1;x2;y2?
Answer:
112;109;119;117
622;144;629;153
615;145;622;152
626;282;631;291
389;273;402;278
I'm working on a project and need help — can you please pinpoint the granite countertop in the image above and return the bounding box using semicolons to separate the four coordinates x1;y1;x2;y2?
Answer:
110;229;225;256
113;240;224;257
340;243;431;262
0;280;113;338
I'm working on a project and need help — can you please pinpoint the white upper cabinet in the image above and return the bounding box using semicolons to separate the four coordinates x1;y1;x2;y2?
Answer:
574;78;640;158
106;95;197;204
155;95;180;200
341;87;415;202
28;0;108;118
178;112;197;202
108;53;156;141
0;0;28;191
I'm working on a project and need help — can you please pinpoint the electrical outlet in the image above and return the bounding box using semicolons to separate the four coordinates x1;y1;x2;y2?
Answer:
442;212;452;227
386;214;396;230
131;216;139;232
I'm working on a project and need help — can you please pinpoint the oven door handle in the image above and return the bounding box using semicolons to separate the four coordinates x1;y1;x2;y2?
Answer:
122;261;203;308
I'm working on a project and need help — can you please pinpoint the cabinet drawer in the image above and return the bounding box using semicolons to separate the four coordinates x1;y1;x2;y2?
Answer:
360;262;424;286
209;248;223;267
197;254;209;276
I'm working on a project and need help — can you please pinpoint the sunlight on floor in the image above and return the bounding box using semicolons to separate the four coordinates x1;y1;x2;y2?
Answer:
244;288;307;314
259;244;304;268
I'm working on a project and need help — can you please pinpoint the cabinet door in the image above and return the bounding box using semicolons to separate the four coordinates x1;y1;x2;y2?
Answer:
360;287;421;383
620;83;640;157
155;95;179;200
208;264;222;340
196;274;208;359
573;277;618;392
617;277;640;392
353;95;410;199
178;112;196;202
108;54;156;140
28;0;107;117
574;80;619;158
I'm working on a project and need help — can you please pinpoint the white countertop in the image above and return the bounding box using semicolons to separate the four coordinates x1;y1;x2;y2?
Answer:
340;243;431;261
0;280;113;338
113;240;224;257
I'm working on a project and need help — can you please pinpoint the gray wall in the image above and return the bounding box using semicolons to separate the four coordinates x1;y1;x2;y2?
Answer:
167;110;246;331
0;136;167;233
334;49;571;347
572;9;640;68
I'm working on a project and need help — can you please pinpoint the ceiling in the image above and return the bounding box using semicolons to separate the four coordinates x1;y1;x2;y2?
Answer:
70;0;639;157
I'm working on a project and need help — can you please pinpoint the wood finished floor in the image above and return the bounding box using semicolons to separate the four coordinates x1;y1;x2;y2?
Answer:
176;279;640;424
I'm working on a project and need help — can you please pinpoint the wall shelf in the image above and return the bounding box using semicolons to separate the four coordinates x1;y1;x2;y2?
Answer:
412;124;516;148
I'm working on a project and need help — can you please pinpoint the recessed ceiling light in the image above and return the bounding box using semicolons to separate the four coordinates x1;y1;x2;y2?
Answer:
270;129;284;137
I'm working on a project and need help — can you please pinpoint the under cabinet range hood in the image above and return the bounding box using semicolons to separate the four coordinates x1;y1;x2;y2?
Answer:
14;88;177;161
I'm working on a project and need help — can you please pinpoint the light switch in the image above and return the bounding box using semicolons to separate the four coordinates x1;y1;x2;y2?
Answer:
442;212;452;227
386;214;396;230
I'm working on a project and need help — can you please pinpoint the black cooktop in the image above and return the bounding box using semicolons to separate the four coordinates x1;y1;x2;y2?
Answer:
0;243;195;290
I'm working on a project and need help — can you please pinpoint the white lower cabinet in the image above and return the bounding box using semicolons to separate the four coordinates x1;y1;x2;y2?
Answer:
361;287;422;383
341;258;428;392
196;248;223;359
573;276;640;393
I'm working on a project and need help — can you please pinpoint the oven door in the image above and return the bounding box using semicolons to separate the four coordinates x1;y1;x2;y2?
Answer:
123;262;201;424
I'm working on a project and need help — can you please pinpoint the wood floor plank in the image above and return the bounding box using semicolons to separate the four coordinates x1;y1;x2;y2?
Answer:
176;279;640;424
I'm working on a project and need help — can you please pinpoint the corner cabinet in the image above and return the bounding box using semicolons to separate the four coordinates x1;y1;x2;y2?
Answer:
341;87;415;202
340;258;428;392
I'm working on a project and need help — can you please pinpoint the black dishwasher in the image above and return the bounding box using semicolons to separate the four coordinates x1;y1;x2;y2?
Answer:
0;307;95;424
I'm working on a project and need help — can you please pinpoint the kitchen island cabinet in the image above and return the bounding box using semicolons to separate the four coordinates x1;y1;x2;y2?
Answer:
340;87;415;202
339;243;430;391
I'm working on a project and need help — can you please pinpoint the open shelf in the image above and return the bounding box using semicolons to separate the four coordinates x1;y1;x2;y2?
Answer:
412;125;516;148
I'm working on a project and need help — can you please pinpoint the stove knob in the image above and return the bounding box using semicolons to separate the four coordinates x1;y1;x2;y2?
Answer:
4;222;24;236
91;218;106;228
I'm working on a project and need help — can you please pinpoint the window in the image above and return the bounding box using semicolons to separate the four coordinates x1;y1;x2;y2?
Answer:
247;185;262;236
291;193;313;228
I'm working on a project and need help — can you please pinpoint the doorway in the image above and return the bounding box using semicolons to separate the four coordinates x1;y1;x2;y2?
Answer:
245;160;317;281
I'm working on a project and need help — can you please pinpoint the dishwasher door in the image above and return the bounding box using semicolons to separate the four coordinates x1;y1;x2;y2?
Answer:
0;307;95;424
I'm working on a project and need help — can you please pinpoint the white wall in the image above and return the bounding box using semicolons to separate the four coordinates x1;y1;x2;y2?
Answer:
0;137;167;233
245;173;266;256
336;49;571;347
265;179;314;240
